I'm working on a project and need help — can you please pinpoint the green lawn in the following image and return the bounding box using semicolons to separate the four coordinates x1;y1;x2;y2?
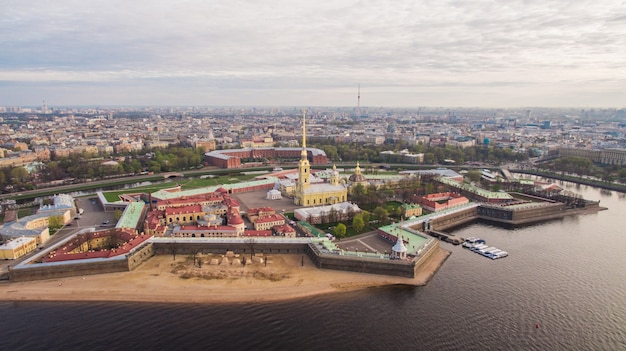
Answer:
316;222;363;238
100;174;262;202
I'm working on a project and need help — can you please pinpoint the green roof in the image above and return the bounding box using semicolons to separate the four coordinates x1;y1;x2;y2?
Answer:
116;201;146;229
378;224;428;253
298;221;326;238
437;177;513;200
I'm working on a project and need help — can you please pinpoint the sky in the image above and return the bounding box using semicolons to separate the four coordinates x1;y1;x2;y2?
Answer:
1;0;625;108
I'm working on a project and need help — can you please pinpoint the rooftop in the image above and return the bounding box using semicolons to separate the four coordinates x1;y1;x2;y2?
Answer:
116;201;146;229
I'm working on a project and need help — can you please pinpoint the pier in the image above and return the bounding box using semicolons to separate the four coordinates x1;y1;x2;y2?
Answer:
426;230;463;245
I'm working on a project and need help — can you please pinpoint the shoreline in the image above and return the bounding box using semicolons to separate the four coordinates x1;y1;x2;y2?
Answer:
0;248;450;304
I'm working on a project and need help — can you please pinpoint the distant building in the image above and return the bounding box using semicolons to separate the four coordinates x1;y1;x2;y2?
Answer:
415;192;469;212
205;146;329;169
559;148;626;166
379;150;424;164
240;136;274;148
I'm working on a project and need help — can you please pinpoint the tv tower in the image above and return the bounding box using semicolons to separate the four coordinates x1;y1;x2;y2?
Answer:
357;84;361;118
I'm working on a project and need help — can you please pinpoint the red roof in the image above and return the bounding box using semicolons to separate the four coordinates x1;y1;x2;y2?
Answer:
255;214;285;224
273;224;295;233
228;214;244;225
43;230;152;262
179;224;236;231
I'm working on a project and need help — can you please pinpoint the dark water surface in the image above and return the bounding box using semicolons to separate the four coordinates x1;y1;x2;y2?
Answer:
1;182;625;351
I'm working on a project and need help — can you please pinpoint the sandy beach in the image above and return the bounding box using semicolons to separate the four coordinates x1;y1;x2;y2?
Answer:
0;248;450;304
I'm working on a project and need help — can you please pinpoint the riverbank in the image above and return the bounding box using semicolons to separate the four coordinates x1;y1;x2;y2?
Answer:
512;169;626;193
0;248;450;304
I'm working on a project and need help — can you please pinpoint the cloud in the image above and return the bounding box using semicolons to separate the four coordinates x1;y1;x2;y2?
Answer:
0;0;624;106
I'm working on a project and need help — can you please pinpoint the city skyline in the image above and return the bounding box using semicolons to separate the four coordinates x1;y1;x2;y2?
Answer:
1;0;625;108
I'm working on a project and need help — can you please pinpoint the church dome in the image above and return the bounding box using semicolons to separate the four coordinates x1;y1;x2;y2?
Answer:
348;173;367;183
349;161;366;183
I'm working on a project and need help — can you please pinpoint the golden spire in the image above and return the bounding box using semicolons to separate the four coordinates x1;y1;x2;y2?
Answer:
301;109;307;158
302;109;307;148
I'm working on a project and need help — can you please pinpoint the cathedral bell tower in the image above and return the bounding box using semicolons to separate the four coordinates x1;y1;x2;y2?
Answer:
296;110;311;204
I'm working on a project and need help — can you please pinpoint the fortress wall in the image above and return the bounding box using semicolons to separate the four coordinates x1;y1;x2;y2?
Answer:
127;243;155;270
9;257;129;282
152;241;310;257
429;207;479;231
411;240;440;273
306;243;416;278
477;203;566;225
510;203;564;221
9;243;155;282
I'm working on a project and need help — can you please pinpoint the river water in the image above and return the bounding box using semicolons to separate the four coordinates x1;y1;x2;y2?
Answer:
0;180;624;351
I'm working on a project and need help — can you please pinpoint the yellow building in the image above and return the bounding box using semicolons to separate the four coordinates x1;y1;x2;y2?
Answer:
253;214;285;230
401;203;423;218
294;111;347;207
241;137;274;148
0;236;38;260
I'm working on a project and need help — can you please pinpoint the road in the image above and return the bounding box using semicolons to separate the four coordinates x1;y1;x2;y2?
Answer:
0;166;227;201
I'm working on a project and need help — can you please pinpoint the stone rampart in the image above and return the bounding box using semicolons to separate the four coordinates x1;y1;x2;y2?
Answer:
151;241;310;257
9;256;129;282
306;243;416;278
428;207;479;231
9;243;155;282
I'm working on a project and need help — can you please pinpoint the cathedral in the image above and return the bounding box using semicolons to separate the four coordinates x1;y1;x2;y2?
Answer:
294;111;348;207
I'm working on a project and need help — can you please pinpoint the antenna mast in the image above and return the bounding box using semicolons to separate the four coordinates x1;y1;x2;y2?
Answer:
357;84;361;118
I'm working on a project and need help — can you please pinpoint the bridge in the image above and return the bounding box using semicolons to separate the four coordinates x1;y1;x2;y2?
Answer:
162;172;184;178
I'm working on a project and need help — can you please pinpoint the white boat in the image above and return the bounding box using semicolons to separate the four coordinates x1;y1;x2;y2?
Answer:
492;251;508;259
477;246;497;255
483;249;502;258
463;237;486;248
471;244;488;252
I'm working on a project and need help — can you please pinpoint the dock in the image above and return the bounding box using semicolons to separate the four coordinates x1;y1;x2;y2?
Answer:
426;230;463;245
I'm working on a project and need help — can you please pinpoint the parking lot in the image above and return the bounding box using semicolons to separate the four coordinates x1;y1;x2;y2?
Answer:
72;197;117;229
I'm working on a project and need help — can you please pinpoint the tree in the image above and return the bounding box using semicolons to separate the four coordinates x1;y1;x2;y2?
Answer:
352;216;365;233
190;248;200;267
334;223;347;238
328;207;338;223
245;238;256;259
169;241;178;260
48;215;64;231
373;206;389;225
9;167;28;184
361;211;371;226
113;209;123;221
393;206;402;219
350;183;366;203
148;161;161;173
467;170;482;183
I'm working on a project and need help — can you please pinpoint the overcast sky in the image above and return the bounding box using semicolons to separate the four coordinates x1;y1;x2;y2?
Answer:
1;0;625;108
